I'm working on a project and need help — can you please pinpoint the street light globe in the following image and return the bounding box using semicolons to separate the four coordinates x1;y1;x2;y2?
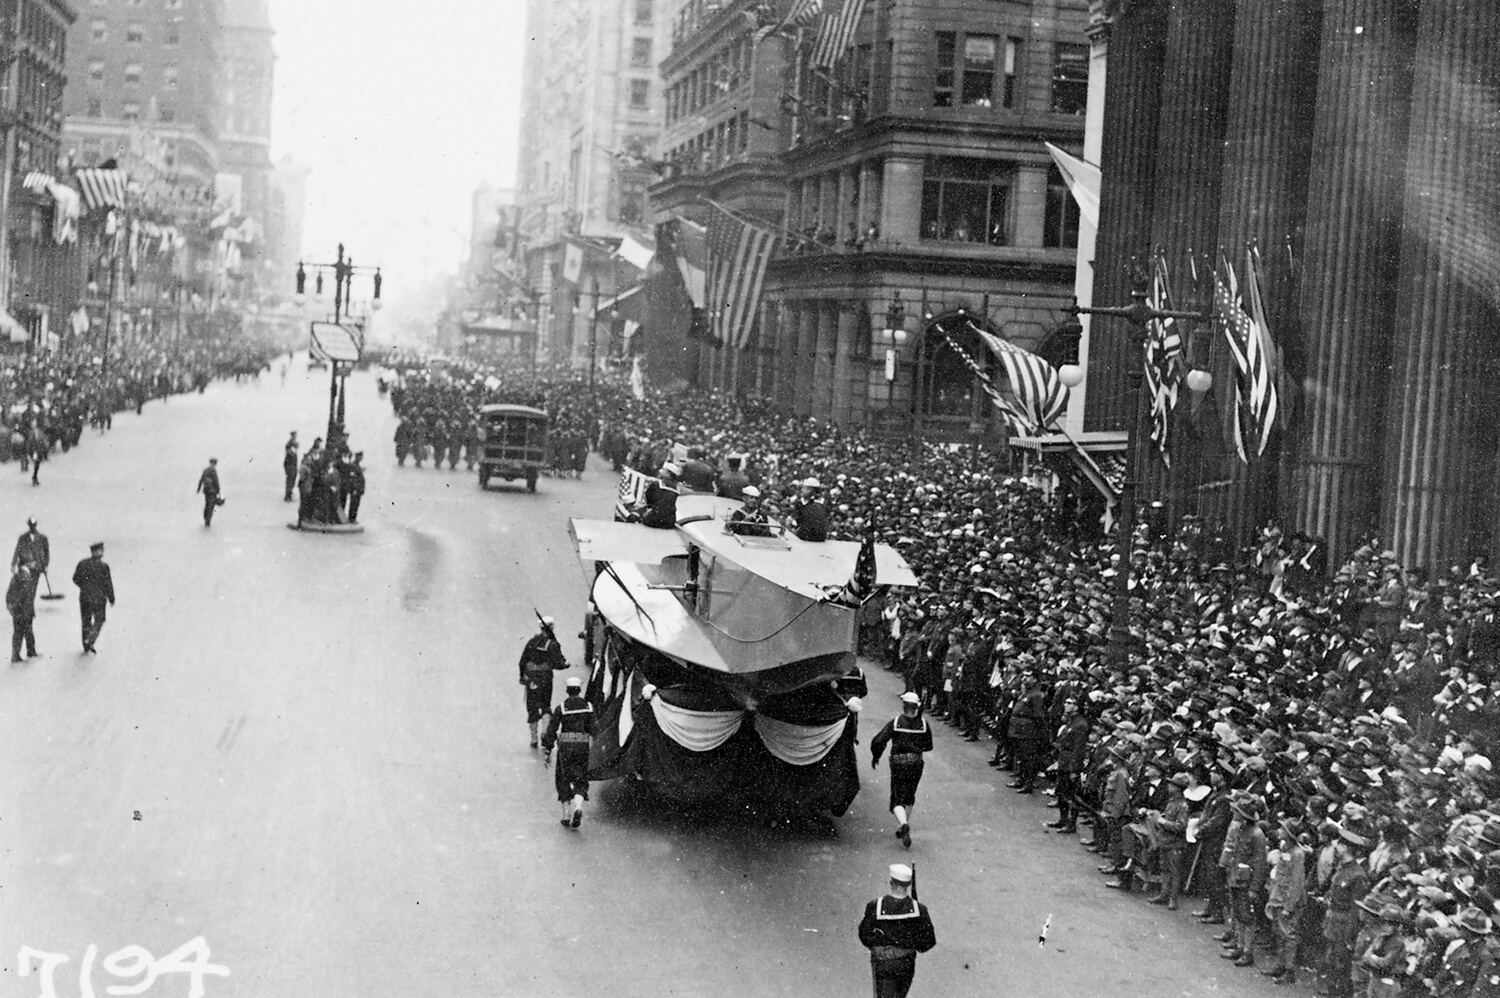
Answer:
371;298;384;311
293;292;306;307
1058;363;1085;388
1186;368;1213;394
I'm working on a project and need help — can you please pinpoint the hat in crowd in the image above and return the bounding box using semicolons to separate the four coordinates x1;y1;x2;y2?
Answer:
1458;906;1495;935
661;462;682;477
1337;820;1374;848
801;477;822;489
89;542;104;552
741;485;760;498
565;676;583;690
1477;818;1500;849
1170;772;1192;788
1184;784;1212;803
899;691;921;706
209;457;218;464
1230;795;1263;820
889;863;914;884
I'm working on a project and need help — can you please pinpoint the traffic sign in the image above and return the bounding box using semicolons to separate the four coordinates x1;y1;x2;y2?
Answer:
309;321;362;362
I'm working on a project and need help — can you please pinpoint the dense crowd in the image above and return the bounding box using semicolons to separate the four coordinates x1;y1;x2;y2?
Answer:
426;361;1498;998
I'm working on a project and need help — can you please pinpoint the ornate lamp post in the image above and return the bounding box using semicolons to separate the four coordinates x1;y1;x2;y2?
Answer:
1068;266;1212;661
294;244;383;444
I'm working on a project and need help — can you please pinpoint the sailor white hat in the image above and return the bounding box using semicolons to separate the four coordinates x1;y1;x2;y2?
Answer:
565;676;583;690
900;692;921;706
889;864;913;883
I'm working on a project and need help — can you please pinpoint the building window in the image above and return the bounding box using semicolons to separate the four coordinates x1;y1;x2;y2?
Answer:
920;157;1012;245
157;101;175;123
1003;38;1020;108
86;95;102;117
635;0;652;22
124;63;141;84
631;37;652;67
88;59;104;81
121;101;140;121
89;19;106;42
126;22;144;43
164;18;180;44
961;35;997;106
1052;43;1089;115
629;79;649;109
933;31;954;107
163;64;178;86
617;175;647;226
1044;165;1081;248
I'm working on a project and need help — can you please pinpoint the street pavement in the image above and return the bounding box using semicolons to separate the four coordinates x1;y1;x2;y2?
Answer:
2;359;1291;998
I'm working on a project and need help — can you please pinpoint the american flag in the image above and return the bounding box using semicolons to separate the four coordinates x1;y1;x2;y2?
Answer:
22;171;54;194
829;526;880;606
1215;254;1279;462
614;467;657;521
937;328;1032;435
809;0;867;69
972;323;1069;432
706;204;778;350
754;0;823;42
75;168;127;211
1143;253;1185;465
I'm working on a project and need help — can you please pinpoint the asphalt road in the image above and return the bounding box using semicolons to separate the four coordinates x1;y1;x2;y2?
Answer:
1;359;1290;998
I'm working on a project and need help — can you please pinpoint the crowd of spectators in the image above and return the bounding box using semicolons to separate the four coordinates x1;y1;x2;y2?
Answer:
432;360;1500;998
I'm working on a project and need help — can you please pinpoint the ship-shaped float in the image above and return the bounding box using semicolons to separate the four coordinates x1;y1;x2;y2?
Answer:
568;491;918;818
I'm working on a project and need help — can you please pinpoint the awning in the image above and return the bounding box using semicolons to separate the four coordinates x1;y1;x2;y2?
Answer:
0;311;28;344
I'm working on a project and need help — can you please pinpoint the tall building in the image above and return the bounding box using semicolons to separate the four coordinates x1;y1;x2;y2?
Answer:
216;0;275;293
514;0;670;366
646;0;1091;433
62;0;221;183
1082;0;1500;570
264;154;308;291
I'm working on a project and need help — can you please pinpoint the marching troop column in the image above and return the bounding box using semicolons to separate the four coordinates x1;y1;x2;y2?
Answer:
1379;0;1500;568
1291;0;1419;562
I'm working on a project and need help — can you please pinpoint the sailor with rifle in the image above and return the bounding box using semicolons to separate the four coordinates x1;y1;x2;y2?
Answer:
857;862;936;998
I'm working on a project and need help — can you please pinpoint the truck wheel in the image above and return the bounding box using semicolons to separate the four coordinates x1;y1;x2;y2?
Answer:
526;470;538;492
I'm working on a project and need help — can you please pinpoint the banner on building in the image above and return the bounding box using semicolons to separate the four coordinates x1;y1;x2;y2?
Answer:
563;242;584;285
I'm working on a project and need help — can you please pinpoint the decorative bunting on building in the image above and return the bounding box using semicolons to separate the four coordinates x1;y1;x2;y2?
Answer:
705;202;779;350
75;168;128;210
809;0;867;69
1143;253;1185;465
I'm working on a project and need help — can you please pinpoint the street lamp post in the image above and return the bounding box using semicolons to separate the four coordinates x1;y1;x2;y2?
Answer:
294;243;382;445
1068;270;1211;663
589;276;600;394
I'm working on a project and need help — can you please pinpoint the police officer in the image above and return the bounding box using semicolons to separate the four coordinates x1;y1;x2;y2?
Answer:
72;541;114;654
871;691;933;849
518;616;568;747
541;676;594;828
857;863;936;998
283;432;299;501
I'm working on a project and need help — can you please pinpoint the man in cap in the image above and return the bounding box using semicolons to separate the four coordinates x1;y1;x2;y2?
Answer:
789;478;829;542
518;615;568;748
6;554;39;662
540;676;594;828
283;431;299;502
1315;821;1373;997
71;541;114;654
1261;817;1308;984
343;452;366;524
637;464;681;529
1148;771;1192;910
1045;697;1089;834
716;454;751;500
871;692;933;848
727;485;772;536
1219;795;1268;967
1007;673;1047;793
857;863;936;998
196;457;223;526
11;517;48;575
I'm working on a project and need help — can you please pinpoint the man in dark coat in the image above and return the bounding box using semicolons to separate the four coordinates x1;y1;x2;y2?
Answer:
518;616;568;747
789;478;830;542
637;464;681;529
1007;673;1048;794
857;863;937;998
716;454;751;500
343;453;366;524
196;458;222;526
7;558;39;661
72;541;115;654
871;692;934;849
283;432;299;501
12;518;49;575
540;676;594;828
1046;698;1090;833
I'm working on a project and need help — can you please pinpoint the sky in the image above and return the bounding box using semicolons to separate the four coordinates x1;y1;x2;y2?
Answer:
266;0;527;297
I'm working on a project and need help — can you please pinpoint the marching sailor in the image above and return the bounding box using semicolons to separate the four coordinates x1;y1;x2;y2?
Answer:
518;616;568;748
541;676;594;828
870;691;933;848
857;863;937;998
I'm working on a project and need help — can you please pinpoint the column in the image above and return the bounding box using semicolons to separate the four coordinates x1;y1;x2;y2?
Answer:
818;173;838;239
1083;0;1167;433
796;303;817;415
859;160;882;242
1295;0;1419;561
1380;0;1500;568
836;167;857;248
881;155;923;247
814;301;835;420
832;303;856;425
1012;165;1048;247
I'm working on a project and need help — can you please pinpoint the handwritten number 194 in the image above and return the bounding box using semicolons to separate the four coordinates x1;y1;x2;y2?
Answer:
19;938;229;998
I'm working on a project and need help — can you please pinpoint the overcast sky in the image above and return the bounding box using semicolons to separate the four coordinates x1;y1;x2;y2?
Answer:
266;0;526;295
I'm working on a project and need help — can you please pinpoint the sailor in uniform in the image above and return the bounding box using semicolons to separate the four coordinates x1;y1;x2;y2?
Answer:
541;676;594;828
857;863;936;998
870;691;933;848
518;616;568;748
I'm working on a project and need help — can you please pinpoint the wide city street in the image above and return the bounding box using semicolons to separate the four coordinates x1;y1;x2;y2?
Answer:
2;363;1278;998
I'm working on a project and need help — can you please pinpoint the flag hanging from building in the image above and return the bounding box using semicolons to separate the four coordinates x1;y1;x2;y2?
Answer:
936;328;1032;435
706;203;779;350
22;171;54;194
1143;253;1185;465
669;217;707;309
1214;253;1280;462
809;0;867;69
75;168;127;211
970;323;1070;432
755;0;823;42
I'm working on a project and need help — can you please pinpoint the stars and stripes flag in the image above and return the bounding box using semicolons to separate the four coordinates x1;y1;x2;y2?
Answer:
1143;253;1185;465
706;204;779;350
614;467;657;521
828;526;880;606
22;171;54;194
754;0;823;42
936;328;1032;435
970;322;1070;432
1215;252;1280;462
809;0;867;69
75;168;127;211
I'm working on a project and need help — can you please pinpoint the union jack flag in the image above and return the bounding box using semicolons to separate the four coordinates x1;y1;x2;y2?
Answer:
1215;252;1280;462
1143;253;1185;465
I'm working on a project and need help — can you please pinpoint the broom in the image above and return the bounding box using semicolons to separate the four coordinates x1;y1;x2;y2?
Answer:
39;569;64;600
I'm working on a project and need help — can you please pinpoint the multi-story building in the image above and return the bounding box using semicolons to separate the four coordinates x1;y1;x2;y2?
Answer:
647;0;1091;440
514;0;669;366
216;0;274;294
62;0;221;184
264;154;308;292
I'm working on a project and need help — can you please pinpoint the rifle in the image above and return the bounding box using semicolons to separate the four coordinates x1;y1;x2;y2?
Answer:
910;861;918;902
